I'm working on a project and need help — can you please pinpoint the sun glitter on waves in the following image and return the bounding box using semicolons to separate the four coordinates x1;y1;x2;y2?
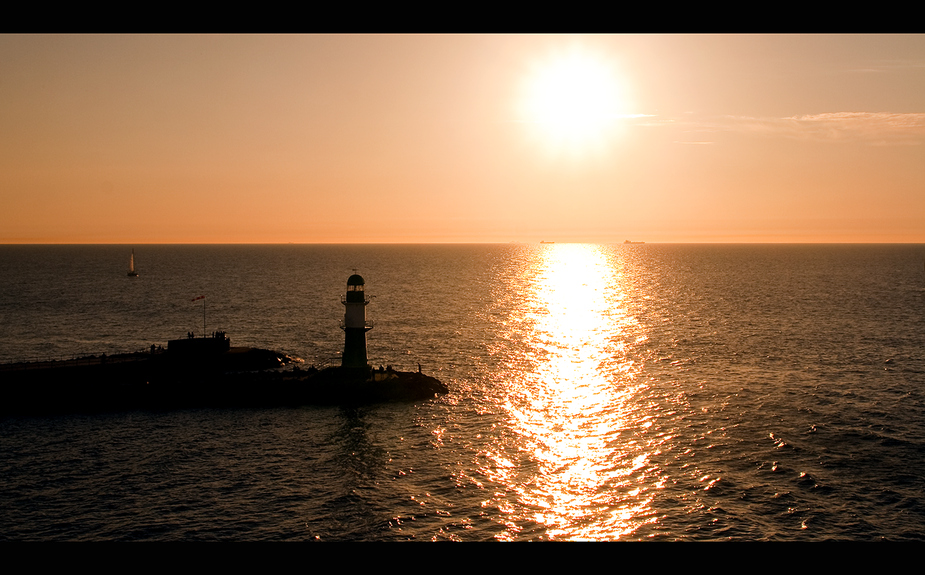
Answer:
485;243;666;540
518;48;633;158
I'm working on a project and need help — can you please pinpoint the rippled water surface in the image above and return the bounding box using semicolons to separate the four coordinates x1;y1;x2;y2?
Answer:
2;243;925;540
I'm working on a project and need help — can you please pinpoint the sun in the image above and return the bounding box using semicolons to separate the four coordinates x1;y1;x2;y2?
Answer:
518;48;629;157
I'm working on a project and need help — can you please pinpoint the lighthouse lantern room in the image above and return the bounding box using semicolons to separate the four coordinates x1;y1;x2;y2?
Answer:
341;273;372;368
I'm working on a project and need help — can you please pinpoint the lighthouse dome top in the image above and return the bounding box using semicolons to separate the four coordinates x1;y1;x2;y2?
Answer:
347;274;365;286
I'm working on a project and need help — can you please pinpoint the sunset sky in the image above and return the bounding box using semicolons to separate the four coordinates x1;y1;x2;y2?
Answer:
2;34;923;244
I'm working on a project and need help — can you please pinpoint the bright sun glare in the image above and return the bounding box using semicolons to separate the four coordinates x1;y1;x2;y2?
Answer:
519;48;629;156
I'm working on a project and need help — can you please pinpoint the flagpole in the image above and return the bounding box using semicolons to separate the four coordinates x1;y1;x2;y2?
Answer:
192;295;206;337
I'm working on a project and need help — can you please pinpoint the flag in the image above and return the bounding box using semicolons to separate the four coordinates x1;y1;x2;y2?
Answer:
192;295;205;302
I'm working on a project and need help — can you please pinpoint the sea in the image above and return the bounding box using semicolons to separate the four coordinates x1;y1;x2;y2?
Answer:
1;243;924;541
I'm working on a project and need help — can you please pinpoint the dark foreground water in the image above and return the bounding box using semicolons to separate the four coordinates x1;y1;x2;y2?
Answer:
1;243;924;541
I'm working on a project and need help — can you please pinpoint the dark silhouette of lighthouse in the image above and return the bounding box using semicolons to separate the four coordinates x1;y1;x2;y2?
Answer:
341;273;372;368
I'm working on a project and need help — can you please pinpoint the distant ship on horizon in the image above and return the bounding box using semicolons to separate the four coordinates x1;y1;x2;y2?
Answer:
127;249;138;277
623;240;645;244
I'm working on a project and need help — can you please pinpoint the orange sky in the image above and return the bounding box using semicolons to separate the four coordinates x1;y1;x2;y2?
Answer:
1;34;923;244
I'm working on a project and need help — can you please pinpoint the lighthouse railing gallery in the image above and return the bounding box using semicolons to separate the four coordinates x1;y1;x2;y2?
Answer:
341;293;370;305
339;319;374;330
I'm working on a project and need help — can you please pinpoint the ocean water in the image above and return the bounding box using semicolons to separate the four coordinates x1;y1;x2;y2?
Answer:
1;243;924;541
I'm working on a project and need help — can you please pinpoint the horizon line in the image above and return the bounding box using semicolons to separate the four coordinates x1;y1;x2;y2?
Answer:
2;240;924;246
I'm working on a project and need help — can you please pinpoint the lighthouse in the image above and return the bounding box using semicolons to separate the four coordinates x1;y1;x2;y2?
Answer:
341;273;372;369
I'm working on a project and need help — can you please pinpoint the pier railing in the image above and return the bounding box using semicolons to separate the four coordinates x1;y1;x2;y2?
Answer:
0;346;161;372
298;356;429;374
2;349;431;376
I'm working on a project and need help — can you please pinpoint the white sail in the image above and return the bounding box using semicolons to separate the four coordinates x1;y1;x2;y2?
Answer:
128;249;138;276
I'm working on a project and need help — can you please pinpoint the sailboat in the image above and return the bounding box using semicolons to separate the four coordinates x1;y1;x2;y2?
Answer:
128;249;138;277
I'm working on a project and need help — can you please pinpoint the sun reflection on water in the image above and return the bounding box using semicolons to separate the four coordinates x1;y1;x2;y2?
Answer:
487;243;665;540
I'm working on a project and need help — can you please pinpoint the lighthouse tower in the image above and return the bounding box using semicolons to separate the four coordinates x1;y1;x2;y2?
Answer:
341;273;372;369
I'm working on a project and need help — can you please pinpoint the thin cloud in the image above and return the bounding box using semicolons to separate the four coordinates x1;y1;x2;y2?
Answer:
689;112;925;145
781;112;925;144
845;59;925;74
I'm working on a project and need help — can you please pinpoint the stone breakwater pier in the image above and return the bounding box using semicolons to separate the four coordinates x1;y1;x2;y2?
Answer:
0;275;447;415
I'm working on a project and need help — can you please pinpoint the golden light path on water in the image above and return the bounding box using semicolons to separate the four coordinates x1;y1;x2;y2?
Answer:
485;243;668;540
